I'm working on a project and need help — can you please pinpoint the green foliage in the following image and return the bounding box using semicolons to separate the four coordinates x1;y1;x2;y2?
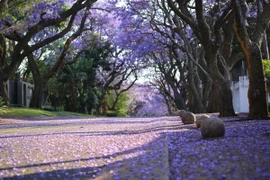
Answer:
107;91;131;117
0;96;7;114
262;60;270;79
116;92;131;113
116;109;129;117
0;0;35;18
55;41;112;114
106;110;128;117
106;110;118;117
45;77;61;94
0;96;5;107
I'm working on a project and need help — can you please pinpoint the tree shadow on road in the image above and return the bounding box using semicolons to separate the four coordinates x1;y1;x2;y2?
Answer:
0;134;171;179
0;117;183;179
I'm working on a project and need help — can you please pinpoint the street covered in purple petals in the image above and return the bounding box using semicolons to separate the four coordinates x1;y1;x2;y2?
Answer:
168;119;270;179
0;116;270;179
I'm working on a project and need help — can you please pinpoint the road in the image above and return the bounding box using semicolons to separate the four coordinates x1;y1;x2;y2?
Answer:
0;116;270;180
0;116;179;180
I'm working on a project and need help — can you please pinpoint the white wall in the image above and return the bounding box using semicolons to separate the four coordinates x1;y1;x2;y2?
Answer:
231;76;249;113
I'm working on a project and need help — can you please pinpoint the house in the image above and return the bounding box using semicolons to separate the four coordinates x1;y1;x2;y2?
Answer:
7;80;34;107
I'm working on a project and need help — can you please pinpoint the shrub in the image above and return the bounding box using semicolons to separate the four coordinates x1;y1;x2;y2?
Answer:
116;109;128;117
107;110;128;117
0;96;7;114
107;110;118;117
107;91;130;117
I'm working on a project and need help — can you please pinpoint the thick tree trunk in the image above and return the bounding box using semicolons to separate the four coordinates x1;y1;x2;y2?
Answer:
218;79;236;117
0;78;9;106
70;82;78;112
261;34;269;59
0;33;9;105
207;84;221;113
233;0;269;119
202;79;212;110
187;78;206;113
247;43;268;118
28;53;44;109
29;81;44;108
187;59;206;113
207;80;235;117
206;51;236;117
98;90;108;115
171;85;186;110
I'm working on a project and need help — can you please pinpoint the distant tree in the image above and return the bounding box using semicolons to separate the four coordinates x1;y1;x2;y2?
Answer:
87;1;145;115
115;0;211;113
167;0;237;116
129;85;169;117
96;56;140;115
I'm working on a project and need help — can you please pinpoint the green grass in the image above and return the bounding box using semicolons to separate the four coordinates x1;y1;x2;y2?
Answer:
107;110;128;117
0;107;92;118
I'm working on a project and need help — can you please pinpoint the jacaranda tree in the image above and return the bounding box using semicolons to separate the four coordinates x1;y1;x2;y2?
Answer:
0;0;97;105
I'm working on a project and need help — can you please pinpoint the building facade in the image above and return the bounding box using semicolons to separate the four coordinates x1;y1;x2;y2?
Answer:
7;80;34;107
